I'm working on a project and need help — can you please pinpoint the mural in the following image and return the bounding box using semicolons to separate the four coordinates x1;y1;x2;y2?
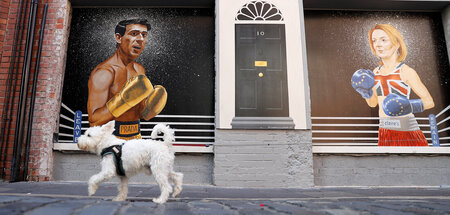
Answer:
86;18;167;140
62;8;214;116
305;11;450;147
351;24;433;146
59;8;215;142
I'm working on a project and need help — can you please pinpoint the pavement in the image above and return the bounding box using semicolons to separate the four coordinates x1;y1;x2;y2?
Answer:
0;182;450;214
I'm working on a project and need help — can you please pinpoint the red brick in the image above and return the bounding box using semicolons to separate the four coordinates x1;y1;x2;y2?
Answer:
0;0;70;181
46;13;56;19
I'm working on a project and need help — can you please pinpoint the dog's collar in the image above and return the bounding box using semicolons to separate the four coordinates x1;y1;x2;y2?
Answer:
101;143;126;176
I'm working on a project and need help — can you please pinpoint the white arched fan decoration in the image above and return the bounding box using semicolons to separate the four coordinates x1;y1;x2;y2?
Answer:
236;1;284;21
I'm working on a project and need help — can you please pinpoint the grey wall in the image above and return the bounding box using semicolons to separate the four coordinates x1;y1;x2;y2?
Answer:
214;129;313;188
314;154;450;186
53;152;213;185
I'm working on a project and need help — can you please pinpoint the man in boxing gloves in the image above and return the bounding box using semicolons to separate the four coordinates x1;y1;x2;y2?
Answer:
87;18;167;140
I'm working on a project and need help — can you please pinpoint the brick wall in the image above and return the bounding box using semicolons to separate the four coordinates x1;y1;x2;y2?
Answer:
0;0;71;181
214;129;314;188
0;0;10;58
0;0;24;181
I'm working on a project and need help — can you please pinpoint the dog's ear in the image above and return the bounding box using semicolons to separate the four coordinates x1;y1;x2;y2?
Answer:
102;120;115;134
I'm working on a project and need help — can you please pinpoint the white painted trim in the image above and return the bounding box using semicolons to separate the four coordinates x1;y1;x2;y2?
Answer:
313;137;378;140
311;117;429;120
172;146;214;153
298;0;311;129
140;122;215;125
156;115;215;118
216;0;308;129
313;146;450;154
53;143;214;153
235;21;285;24
312;130;379;133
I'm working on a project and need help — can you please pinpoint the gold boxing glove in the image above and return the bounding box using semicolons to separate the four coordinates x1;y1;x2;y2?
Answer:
142;85;167;120
107;75;154;118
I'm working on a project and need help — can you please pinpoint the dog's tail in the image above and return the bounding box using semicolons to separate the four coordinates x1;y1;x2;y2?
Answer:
151;123;175;145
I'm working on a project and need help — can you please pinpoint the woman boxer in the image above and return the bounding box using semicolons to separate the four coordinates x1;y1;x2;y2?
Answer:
351;24;434;146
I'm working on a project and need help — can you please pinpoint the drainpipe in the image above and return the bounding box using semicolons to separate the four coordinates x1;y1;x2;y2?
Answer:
10;0;39;182
23;2;48;181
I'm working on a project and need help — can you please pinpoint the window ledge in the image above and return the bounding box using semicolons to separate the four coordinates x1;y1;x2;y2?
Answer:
53;143;214;153
231;117;295;129
313;146;450;154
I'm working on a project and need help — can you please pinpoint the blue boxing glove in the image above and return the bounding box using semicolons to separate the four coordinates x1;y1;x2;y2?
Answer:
382;93;424;117
351;69;375;99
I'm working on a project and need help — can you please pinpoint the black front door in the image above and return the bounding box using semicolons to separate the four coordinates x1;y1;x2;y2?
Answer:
235;24;289;117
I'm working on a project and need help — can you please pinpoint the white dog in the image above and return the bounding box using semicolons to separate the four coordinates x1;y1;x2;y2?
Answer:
77;121;183;203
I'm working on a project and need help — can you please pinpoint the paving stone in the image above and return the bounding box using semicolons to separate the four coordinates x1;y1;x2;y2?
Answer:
77;200;123;215
259;200;328;215
26;199;95;215
0;197;60;215
219;200;277;215
401;205;448;215
0;196;25;204
1;182;450;214
407;200;450;214
161;201;195;215
118;201;161;214
238;208;279;215
287;200;343;211
188;200;236;215
188;200;226;210
314;199;431;215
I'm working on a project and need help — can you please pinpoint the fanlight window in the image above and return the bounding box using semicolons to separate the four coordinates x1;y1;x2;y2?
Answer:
236;1;283;21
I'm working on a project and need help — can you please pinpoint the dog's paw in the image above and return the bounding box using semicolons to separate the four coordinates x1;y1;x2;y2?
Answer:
144;168;152;176
113;197;126;201
152;197;167;204
88;184;98;196
172;188;182;198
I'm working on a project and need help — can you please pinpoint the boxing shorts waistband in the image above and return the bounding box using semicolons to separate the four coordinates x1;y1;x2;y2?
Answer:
113;120;141;139
379;115;420;131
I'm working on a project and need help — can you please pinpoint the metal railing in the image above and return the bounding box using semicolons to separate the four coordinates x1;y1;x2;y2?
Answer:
311;105;450;147
57;103;215;147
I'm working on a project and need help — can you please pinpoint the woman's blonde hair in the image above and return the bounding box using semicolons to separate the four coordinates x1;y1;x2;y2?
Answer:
368;24;407;65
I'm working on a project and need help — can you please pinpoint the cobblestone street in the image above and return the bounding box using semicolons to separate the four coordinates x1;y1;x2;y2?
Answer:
1;182;450;214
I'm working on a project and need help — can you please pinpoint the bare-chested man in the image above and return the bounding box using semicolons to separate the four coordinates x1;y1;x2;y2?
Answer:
87;19;167;140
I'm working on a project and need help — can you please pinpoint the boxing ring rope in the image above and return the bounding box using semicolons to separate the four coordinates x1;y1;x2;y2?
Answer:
56;103;215;152
56;103;449;150
311;104;450;147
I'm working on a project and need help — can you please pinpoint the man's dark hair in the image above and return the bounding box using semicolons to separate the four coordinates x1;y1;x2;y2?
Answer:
115;19;151;36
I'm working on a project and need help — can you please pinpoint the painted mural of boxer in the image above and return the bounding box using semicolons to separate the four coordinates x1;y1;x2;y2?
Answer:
351;24;435;146
87;18;167;140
